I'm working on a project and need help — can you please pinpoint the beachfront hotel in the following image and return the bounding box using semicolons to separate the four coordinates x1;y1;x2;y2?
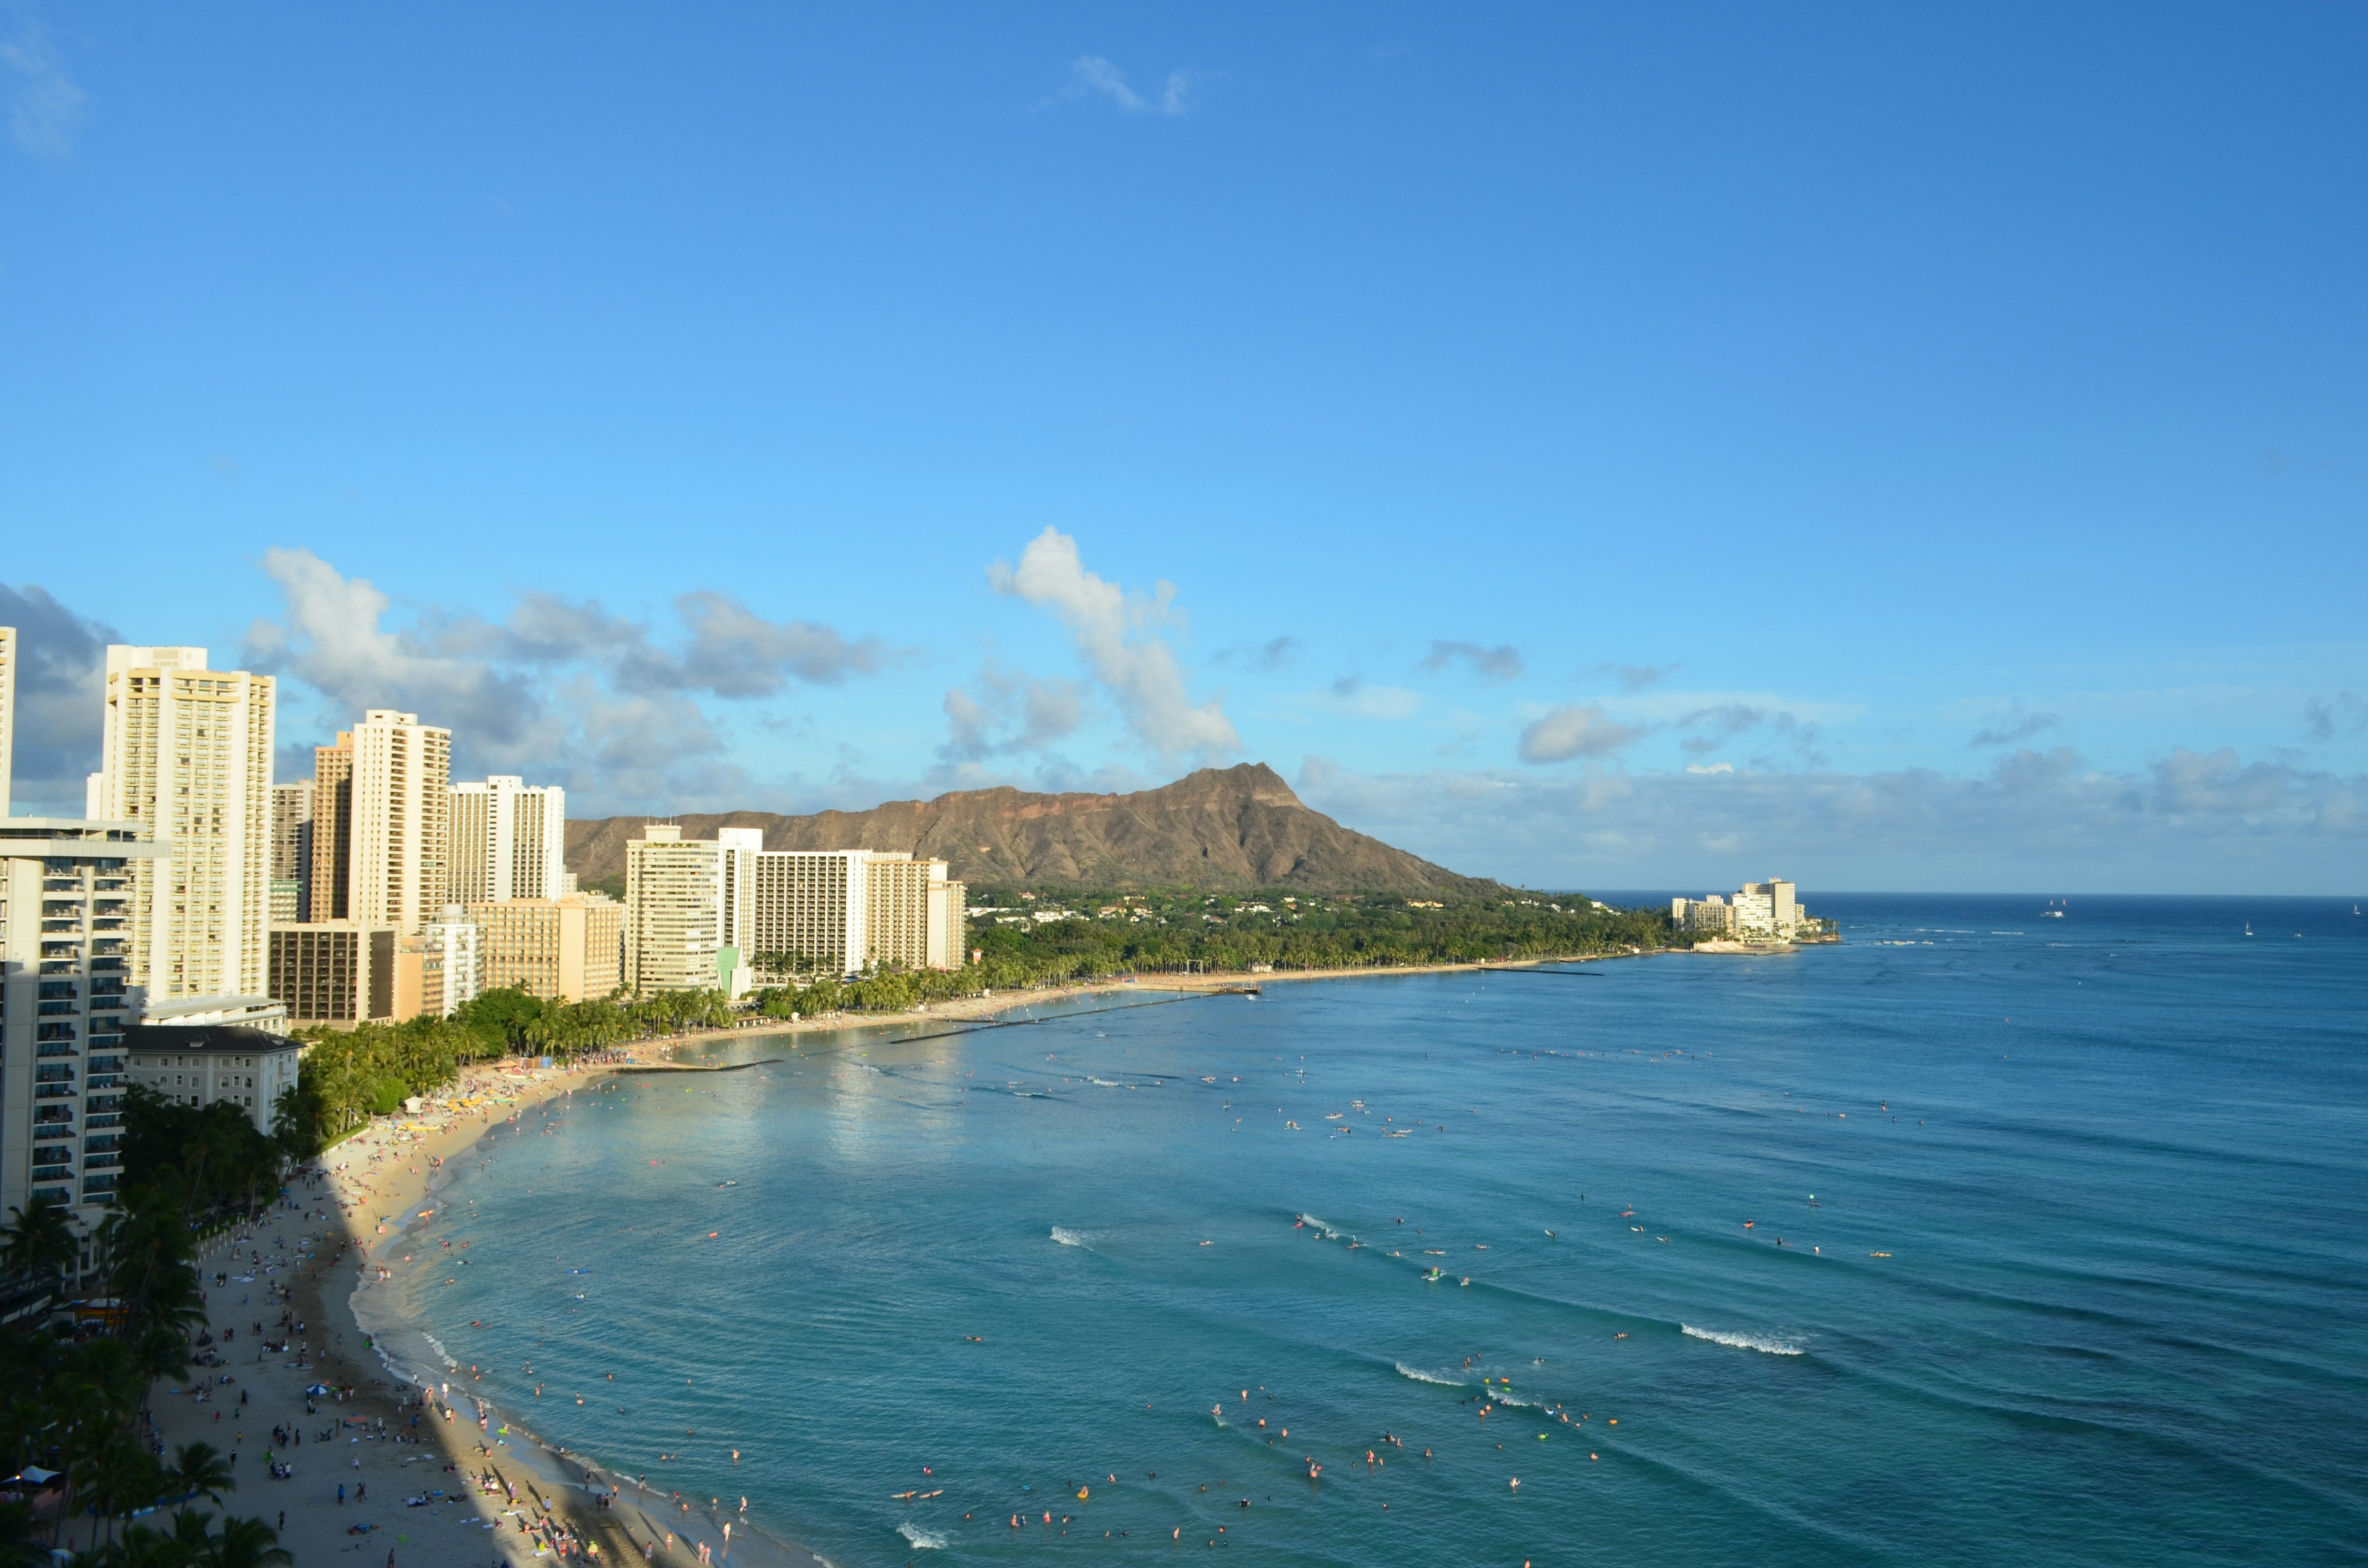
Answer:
624;825;968;994
0;817;157;1234
1672;879;1819;942
87;646;277;1004
471;892;620;1003
308;710;452;935
447;774;567;905
120;1018;300;1133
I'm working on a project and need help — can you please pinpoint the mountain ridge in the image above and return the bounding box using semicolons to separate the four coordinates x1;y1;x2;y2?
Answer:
563;763;1503;896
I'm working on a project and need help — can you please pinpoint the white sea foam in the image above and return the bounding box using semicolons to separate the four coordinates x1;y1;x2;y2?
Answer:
898;1522;947;1549
1394;1362;1463;1387
1050;1227;1093;1249
1087;1077;1122;1088
1299;1212;1342;1240
1682;1324;1806;1356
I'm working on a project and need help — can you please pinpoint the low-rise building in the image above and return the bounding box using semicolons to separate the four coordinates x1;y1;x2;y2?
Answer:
122;1022;302;1135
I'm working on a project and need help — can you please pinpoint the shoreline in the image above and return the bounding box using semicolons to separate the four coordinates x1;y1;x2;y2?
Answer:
132;948;1704;1566
623;949;1666;1055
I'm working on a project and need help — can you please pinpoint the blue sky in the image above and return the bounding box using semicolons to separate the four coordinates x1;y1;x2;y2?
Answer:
3;4;2363;893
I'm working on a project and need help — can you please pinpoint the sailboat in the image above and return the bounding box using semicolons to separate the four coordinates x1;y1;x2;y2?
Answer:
2243;922;2253;937
2040;898;2065;919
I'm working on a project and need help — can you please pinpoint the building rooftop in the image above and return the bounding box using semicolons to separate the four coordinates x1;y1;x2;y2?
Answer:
123;1024;302;1056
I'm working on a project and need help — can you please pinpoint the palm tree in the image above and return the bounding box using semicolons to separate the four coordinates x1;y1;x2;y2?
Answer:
77;1429;160;1551
83;1519;182;1567
202;1514;292;1568
0;1195;80;1313
163;1442;234;1511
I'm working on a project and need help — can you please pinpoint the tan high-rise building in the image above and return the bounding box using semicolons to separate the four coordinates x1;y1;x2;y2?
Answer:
0;626;15;817
92;647;275;1001
309;711;451;935
623;825;727;995
862;853;967;971
448;776;566;904
473;895;622;1003
308;731;354;921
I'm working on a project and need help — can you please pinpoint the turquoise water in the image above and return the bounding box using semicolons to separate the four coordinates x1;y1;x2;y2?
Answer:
390;896;2368;1566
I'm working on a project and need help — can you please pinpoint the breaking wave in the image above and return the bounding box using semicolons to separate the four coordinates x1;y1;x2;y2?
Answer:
1394;1362;1463;1387
1298;1212;1342;1240
897;1522;946;1549
1682;1324;1806;1356
1050;1227;1093;1249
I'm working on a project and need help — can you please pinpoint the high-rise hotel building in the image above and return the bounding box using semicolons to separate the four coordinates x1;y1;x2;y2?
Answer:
89;647;275;1002
448;776;565;904
623;825;966;995
304;710;450;932
0;818;157;1233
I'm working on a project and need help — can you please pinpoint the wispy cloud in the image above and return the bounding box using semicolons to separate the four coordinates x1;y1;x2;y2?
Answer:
1518;704;1648;764
2304;691;2366;744
1212;634;1299;671
1970;712;2060;747
1421;640;1523;681
990;527;1237;768
0;10;84;160
1055;56;1193;115
1593;661;1675;691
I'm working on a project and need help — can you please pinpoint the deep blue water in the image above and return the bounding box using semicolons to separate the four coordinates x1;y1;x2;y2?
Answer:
384;895;2367;1566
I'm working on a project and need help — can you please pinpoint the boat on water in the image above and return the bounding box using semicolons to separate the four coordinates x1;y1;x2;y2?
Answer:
2041;898;2066;918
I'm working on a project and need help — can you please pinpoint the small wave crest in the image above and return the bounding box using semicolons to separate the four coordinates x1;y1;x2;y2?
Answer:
1394;1362;1463;1387
1298;1212;1342;1240
898;1522;947;1549
1682;1324;1806;1356
1050;1227;1093;1249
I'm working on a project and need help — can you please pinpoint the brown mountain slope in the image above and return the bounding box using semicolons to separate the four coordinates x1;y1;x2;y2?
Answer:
564;763;1503;896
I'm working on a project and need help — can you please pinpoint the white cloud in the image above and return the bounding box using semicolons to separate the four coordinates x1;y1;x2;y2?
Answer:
241;549;885;812
940;658;1089;761
0;580;115;810
1518;703;1648;763
1059;56;1192;115
990;528;1238;768
0;12;83;160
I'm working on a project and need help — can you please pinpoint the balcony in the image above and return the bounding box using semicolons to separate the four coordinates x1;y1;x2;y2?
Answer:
31;1107;73;1126
35;1043;76;1059
37;1000;78;1016
34;1085;76;1100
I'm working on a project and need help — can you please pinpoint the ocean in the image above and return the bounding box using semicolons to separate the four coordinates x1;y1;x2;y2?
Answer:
380;895;2368;1566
